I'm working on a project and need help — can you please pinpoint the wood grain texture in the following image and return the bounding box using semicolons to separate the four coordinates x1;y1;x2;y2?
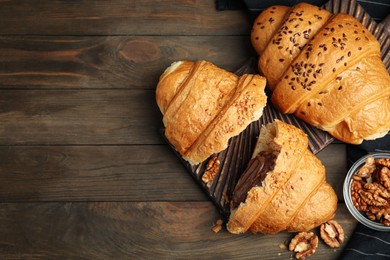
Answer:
0;143;346;202
0;201;356;259
0;0;250;36
0;145;206;201
0;89;162;145
0;1;362;259
0;36;254;90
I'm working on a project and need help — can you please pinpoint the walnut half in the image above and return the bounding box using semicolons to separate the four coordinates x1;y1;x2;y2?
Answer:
289;232;318;259
202;156;220;185
320;220;344;248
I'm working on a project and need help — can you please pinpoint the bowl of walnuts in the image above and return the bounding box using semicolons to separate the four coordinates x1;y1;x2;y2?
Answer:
343;153;390;231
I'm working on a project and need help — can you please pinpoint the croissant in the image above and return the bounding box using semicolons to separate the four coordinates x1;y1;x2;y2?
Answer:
227;120;337;234
156;60;267;165
251;3;390;144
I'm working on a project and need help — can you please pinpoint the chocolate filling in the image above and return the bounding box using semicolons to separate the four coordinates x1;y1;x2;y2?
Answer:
231;151;277;209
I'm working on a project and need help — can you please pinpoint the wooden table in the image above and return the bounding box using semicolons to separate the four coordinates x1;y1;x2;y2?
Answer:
0;1;358;258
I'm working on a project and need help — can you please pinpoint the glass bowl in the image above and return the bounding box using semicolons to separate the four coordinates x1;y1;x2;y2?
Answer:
343;152;390;231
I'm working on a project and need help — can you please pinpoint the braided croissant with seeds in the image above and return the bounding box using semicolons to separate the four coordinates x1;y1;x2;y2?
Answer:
251;3;390;144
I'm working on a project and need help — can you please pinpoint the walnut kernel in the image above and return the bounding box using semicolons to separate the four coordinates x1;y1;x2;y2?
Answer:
320;220;344;248
212;219;223;233
289;232;318;259
356;156;376;178
351;156;390;226
202;157;220;185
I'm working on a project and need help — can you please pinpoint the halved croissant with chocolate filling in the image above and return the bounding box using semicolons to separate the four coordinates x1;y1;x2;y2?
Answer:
156;60;267;165
227;120;337;234
251;2;390;144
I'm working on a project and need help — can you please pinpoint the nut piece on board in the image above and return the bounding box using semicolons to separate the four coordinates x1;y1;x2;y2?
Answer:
289;232;318;259
320;220;344;248
212;219;223;233
202;157;220;185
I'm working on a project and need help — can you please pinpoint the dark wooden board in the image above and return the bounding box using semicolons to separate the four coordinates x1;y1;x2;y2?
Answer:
0;36;254;90
0;0;250;36
0;201;356;259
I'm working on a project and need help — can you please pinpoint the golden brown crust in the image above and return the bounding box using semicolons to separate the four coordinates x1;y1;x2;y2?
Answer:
258;3;331;90
249;149;326;234
156;61;194;114
252;3;390;144
251;5;290;56
227;121;337;234
156;60;267;165
184;74;267;163
272;13;380;113
287;182;337;232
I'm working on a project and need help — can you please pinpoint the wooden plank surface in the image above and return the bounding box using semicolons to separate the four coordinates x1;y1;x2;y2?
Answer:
0;143;346;202
0;202;357;259
0;36;254;90
0;0;359;259
0;0;250;36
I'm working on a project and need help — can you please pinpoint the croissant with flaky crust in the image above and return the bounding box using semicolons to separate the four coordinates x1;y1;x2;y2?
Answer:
251;2;390;144
156;60;267;165
227;120;337;234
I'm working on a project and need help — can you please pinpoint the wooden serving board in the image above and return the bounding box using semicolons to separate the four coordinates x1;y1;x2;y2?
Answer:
163;0;390;221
